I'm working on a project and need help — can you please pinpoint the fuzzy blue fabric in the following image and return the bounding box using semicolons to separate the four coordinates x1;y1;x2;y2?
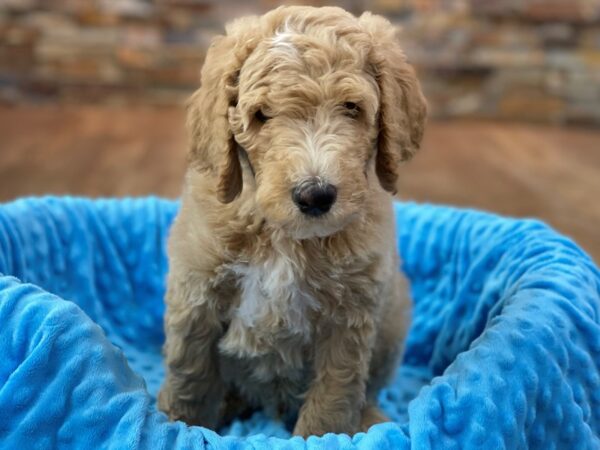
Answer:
0;196;599;449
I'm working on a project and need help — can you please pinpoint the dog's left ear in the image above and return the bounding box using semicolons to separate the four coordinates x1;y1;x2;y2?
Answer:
359;13;427;194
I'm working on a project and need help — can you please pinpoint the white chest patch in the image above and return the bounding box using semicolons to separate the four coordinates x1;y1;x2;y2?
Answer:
237;254;317;333
219;253;319;363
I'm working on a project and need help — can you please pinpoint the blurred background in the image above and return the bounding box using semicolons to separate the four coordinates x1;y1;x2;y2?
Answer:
0;0;598;262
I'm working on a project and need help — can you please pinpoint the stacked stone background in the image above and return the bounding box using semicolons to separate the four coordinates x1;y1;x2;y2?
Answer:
1;0;600;124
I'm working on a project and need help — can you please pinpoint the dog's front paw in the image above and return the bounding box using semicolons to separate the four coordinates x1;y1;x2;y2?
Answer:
360;405;389;432
292;408;359;438
158;385;219;429
292;415;324;438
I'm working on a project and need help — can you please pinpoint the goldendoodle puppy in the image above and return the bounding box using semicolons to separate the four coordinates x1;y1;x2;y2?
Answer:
158;5;426;437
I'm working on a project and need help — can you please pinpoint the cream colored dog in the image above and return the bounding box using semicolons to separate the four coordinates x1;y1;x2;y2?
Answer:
158;5;426;437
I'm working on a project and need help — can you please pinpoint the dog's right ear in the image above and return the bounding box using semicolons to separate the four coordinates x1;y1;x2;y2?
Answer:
187;23;258;203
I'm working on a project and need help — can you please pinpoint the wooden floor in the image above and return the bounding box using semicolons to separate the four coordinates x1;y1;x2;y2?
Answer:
0;104;598;263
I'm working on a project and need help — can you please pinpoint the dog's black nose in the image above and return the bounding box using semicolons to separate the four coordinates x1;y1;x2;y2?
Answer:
292;181;337;217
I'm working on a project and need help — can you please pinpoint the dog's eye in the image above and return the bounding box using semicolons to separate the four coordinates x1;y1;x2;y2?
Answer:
343;102;360;118
254;109;271;124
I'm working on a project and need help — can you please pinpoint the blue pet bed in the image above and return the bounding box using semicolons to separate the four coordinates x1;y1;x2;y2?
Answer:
0;197;599;449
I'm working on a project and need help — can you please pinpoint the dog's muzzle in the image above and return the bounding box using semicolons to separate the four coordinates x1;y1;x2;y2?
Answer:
292;178;337;217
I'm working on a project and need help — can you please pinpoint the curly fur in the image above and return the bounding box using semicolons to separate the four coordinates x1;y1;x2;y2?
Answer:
158;5;427;437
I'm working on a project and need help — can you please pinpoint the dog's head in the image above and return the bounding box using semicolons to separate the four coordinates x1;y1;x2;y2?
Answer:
187;6;426;239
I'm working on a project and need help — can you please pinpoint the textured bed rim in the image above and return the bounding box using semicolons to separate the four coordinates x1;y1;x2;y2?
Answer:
0;196;599;450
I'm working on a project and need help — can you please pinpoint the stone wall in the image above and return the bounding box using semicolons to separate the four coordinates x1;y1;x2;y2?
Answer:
1;0;600;124
398;0;600;124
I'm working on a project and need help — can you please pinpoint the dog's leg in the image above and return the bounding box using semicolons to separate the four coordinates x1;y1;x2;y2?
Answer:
292;318;375;437
158;274;225;428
